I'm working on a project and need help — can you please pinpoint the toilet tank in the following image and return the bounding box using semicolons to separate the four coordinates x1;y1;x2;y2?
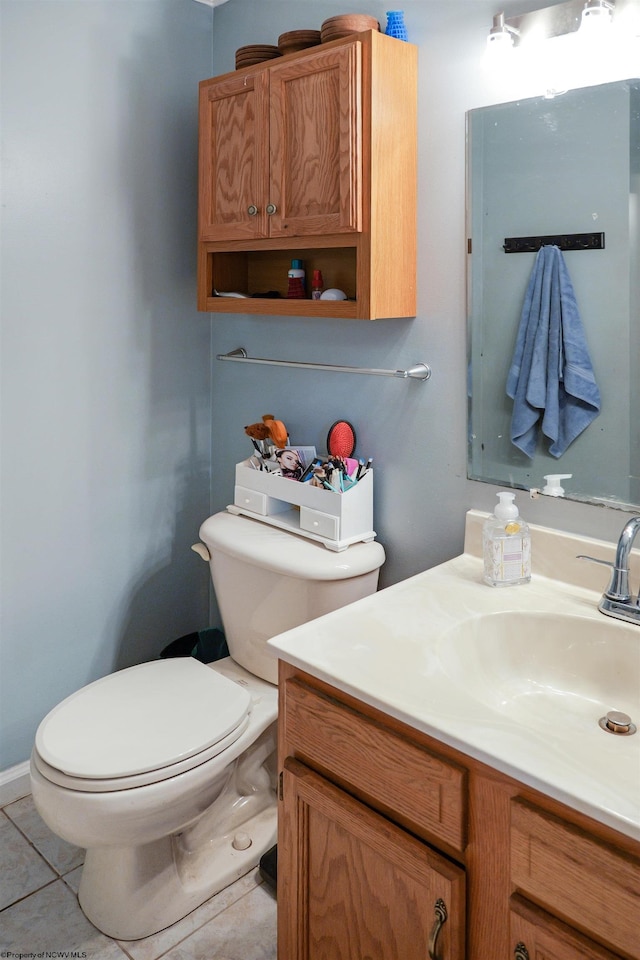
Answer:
199;512;385;685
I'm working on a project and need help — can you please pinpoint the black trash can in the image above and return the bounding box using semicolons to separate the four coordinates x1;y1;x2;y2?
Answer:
160;627;229;664
259;843;277;891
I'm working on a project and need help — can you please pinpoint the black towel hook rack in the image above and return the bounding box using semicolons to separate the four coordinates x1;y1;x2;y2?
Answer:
503;231;605;254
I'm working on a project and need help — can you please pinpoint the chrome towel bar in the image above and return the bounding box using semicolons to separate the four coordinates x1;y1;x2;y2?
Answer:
216;348;431;382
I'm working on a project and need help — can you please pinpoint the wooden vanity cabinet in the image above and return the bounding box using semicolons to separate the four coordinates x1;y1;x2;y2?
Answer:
278;664;640;960
197;31;417;319
278;668;466;960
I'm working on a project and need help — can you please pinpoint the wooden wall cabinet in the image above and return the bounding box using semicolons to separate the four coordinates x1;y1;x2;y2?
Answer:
278;664;640;960
197;31;417;319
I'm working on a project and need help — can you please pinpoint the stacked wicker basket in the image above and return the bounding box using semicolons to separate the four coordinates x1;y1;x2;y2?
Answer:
235;14;380;69
319;13;379;42
277;29;322;55
235;44;281;69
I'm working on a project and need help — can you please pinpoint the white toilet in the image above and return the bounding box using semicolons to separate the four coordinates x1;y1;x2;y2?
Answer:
30;512;384;940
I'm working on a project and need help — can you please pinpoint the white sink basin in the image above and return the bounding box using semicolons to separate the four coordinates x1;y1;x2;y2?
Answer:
270;513;640;840
438;611;639;733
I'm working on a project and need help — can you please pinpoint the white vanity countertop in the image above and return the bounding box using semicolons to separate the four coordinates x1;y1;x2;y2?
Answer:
268;511;640;841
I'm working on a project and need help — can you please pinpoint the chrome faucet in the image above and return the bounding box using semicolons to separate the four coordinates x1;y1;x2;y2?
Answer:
579;516;640;626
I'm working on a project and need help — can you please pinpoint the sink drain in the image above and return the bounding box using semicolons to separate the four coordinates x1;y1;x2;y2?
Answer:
599;710;637;736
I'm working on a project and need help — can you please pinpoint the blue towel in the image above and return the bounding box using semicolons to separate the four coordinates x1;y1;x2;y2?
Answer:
506;245;601;458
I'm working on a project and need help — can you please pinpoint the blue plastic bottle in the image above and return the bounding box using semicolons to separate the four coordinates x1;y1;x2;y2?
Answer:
385;11;408;41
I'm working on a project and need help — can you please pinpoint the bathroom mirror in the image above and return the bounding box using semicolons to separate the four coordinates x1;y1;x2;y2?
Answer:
467;78;639;509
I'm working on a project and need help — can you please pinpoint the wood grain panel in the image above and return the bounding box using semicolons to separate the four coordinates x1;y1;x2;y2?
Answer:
269;41;361;237
466;769;514;958
280;758;465;960
283;677;466;853
366;30;417;320
511;799;640;957
510;895;623;960
198;72;269;242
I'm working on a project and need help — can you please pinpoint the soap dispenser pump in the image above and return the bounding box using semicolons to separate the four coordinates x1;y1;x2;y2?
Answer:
542;474;572;497
483;492;531;587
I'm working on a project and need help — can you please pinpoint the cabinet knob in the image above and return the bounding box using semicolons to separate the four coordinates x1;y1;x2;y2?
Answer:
247;204;258;216
266;203;277;215
514;944;530;960
428;899;447;960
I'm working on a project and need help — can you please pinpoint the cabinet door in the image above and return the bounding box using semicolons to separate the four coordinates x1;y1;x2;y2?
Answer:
510;799;640;958
279;759;465;960
199;72;270;242
510;897;623;960
268;42;362;238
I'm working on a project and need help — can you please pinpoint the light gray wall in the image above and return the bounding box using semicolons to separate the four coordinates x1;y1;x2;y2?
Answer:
0;0;213;770
1;0;636;774
208;0;639;594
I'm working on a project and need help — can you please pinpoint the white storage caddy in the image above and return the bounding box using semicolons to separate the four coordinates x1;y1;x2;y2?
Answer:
228;460;375;551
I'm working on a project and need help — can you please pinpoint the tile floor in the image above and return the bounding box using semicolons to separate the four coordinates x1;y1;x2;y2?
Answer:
0;793;277;960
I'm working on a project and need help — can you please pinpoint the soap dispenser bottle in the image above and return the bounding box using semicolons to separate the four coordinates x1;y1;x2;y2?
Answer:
483;492;531;587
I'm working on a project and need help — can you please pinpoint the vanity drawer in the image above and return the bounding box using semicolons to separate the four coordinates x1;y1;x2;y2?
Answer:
283;678;467;854
510;799;640;957
300;507;340;541
510;894;622;960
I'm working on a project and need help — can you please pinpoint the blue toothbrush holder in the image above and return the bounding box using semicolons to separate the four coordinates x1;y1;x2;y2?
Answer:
385;10;408;41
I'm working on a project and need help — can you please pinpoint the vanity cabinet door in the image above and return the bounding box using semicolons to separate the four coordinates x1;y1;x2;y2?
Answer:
279;758;465;960
510;896;623;960
510;799;640;958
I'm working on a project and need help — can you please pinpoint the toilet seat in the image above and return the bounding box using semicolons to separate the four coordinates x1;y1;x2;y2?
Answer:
34;658;251;792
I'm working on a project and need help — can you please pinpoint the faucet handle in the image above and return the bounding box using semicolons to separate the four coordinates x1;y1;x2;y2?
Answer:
577;554;632;602
577;554;612;568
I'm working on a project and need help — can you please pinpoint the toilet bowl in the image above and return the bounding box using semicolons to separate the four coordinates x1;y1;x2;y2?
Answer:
31;512;384;939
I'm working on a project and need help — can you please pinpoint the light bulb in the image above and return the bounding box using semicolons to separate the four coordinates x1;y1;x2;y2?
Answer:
487;12;519;54
581;0;613;33
487;29;515;50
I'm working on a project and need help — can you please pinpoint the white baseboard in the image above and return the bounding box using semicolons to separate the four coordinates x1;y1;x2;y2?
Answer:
0;761;31;806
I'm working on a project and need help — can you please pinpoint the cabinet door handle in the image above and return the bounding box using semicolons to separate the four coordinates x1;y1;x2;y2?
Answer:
247;204;258;216
266;203;277;215
513;944;529;960
428;898;447;960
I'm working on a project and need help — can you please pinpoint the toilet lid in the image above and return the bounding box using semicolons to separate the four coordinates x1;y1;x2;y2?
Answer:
35;658;251;780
